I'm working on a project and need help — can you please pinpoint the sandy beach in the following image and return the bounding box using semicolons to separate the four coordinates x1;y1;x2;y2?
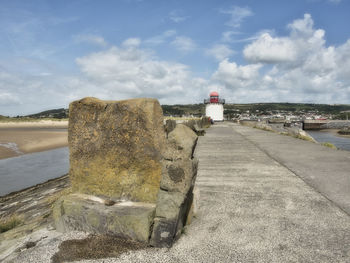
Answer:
0;120;68;159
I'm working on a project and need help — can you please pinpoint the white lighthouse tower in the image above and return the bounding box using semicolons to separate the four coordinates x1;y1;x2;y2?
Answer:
204;91;225;122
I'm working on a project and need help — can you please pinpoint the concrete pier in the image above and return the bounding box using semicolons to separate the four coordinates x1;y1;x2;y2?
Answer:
3;123;350;262
103;122;350;262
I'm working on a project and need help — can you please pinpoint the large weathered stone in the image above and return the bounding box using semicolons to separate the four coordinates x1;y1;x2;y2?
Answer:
150;189;194;247
166;124;197;159
160;158;198;193
149;218;177;247
153;190;185;219
53;194;155;243
53;97;200;248
150;125;198;247
68;97;166;203
164;119;176;136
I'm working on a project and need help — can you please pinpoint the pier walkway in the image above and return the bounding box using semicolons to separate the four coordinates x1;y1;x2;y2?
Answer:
4;123;350;262
185;122;350;262
113;122;350;262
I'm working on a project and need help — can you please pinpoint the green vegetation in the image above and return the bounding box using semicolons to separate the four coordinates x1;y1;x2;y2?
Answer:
292;134;315;142
161;104;204;117
2;103;350;120
253;125;274;132
0;216;22;233
162;102;350;119
321;142;337;149
26;108;68;119
225;103;350;119
338;128;350;135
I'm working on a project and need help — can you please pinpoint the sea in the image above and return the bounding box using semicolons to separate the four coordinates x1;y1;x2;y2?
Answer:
307;130;350;151
0;147;69;196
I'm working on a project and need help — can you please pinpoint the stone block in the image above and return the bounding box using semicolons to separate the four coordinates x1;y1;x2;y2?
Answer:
68;97;166;203
54;97;200;248
53;194;155;243
160;158;198;193
167;124;197;159
165;119;176;136
149;218;177;247
154;190;184;219
150;189;194;247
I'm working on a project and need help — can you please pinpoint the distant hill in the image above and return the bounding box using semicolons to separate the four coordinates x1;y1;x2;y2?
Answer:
224;103;350;113
10;102;350;120
161;104;204;116
26;108;68;119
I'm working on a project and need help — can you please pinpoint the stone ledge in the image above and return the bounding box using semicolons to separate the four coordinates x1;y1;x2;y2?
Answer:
53;194;155;243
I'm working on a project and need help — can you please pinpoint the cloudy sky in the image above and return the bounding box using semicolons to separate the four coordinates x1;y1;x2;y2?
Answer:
1;0;350;115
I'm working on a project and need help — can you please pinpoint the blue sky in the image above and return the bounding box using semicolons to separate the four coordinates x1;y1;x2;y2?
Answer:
0;0;350;115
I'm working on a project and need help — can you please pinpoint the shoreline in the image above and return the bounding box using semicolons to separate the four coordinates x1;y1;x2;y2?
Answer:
0;121;68;159
0;120;68;129
318;128;350;138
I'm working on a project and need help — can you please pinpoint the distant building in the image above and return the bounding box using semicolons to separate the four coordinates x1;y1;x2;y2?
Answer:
204;91;225;121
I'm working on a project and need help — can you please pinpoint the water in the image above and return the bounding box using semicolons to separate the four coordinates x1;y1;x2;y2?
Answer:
0;147;69;196
307;130;350;151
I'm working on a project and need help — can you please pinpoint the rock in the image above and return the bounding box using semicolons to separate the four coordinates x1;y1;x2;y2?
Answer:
53;194;155;243
339;127;350;135
149;218;177;247
53;97;199;248
193;124;205;136
25;241;36;249
150;125;198;247
150;189;194;247
167;124;197;159
68;97;166;203
153;190;185;219
160;158;198;193
199;117;211;128
164;119;176;136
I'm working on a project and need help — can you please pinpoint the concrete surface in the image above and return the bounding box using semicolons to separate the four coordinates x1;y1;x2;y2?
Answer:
234;124;350;215
6;123;350;262
81;122;350;262
0;147;69;196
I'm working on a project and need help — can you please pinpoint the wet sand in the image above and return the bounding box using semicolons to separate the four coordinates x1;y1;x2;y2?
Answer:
0;121;68;159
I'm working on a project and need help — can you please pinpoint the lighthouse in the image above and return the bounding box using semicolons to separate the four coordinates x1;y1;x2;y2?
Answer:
204;91;225;122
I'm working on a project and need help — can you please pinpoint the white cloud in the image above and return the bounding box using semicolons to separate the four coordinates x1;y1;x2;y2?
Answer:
0;92;20;106
243;14;325;64
243;33;297;63
0;66;86;115
76;44;206;102
0;38;207;115
206;44;235;61
211;14;350;104
169;10;188;23
220;6;253;28
2;13;350;116
145;30;176;45
122;38;141;48
287;13;315;38
213;59;262;85
73;34;107;47
171;36;196;52
221;31;241;42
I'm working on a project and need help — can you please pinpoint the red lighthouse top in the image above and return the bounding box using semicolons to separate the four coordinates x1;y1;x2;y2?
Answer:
210;91;219;103
204;91;225;104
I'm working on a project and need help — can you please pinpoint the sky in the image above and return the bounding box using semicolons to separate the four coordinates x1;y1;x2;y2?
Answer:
1;0;350;116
